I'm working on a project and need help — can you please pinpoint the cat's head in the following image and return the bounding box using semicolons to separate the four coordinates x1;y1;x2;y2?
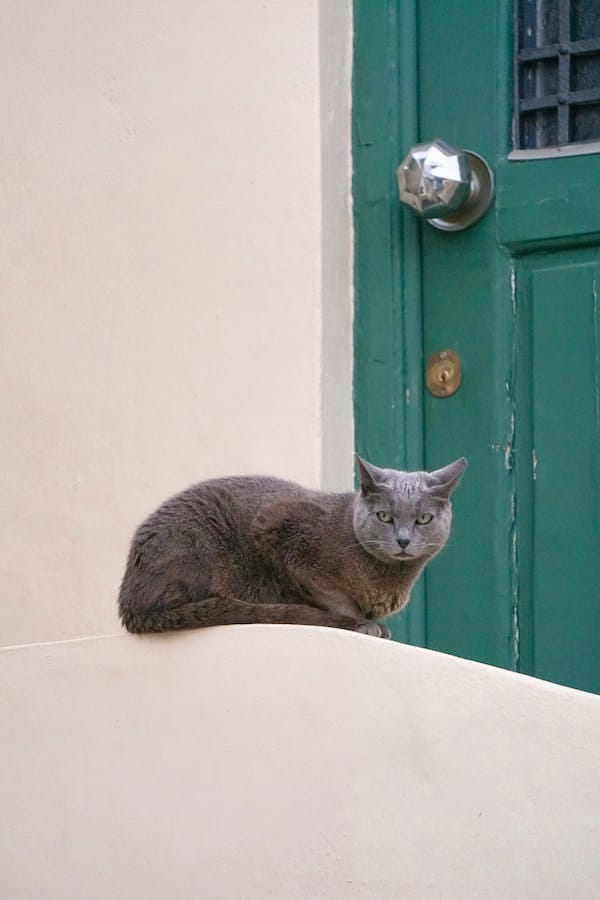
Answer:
352;455;466;564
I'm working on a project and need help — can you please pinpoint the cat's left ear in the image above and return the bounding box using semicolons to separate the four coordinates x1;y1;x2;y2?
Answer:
355;455;386;495
427;457;467;500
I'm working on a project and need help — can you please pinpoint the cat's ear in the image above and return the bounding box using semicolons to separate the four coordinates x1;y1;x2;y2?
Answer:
427;457;467;500
355;455;385;495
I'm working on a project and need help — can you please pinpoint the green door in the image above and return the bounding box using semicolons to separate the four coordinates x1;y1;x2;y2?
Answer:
353;0;600;693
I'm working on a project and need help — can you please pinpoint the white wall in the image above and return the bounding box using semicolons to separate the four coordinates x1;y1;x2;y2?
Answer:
0;1;353;646
3;627;600;899
319;0;354;490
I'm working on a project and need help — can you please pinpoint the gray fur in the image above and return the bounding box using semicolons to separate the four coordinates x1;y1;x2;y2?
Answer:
118;456;466;638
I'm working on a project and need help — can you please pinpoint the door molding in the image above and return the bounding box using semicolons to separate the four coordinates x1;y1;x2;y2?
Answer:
352;0;426;644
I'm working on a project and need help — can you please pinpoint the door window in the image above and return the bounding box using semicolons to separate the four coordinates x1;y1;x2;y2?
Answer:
514;0;600;148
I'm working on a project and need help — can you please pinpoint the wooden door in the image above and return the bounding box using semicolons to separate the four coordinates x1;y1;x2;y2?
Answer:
353;0;600;693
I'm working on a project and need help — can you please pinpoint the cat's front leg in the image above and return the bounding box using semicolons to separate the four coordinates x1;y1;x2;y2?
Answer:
355;621;391;639
305;585;391;640
308;586;362;619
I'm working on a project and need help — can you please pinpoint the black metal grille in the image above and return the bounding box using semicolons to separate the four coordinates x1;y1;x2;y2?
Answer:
515;0;600;149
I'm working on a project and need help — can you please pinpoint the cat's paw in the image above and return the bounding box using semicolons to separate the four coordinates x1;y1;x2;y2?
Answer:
355;621;391;640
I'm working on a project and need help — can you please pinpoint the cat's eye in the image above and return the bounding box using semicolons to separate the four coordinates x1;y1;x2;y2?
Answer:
415;513;433;525
376;511;394;523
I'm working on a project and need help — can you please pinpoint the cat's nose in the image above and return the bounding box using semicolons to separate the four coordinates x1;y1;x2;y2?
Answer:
396;536;410;549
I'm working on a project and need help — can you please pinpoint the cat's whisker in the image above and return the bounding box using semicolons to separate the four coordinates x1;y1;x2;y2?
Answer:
340;541;390;554
347;542;383;548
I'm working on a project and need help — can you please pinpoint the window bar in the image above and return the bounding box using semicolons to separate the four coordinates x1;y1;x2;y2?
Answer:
558;0;571;144
515;0;600;150
515;0;538;149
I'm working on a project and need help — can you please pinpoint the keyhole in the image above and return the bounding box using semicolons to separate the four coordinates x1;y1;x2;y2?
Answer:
425;349;462;398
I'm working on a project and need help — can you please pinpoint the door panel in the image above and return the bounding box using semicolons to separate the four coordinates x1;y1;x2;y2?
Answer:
412;0;516;671
523;256;600;690
420;228;514;668
353;0;600;693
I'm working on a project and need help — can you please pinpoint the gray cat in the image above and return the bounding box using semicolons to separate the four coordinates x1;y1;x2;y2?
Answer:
118;456;466;638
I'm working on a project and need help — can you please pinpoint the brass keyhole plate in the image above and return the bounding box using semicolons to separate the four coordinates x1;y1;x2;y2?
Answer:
426;349;462;398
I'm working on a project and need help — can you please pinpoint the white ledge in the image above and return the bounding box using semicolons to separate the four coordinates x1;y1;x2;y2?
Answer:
2;626;600;898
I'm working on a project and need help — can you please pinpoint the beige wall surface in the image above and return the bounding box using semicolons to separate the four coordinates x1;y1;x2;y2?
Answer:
0;1;353;646
2;627;600;899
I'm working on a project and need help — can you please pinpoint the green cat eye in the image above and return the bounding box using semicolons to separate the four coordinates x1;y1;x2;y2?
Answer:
376;511;394;523
415;513;433;525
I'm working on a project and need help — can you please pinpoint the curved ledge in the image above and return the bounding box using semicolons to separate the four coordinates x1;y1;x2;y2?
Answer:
2;626;600;898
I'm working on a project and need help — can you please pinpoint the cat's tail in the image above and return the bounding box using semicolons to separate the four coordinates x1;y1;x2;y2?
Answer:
119;592;366;635
119;595;224;633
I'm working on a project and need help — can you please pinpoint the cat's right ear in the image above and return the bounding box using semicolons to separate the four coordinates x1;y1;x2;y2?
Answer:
427;457;467;500
355;455;383;495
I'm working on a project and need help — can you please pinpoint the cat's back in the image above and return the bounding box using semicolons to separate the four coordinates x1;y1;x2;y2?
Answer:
177;473;309;512
135;474;311;542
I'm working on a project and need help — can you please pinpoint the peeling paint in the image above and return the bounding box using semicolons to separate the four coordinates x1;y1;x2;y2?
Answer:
511;524;520;669
510;265;517;319
504;412;515;471
532;448;537;480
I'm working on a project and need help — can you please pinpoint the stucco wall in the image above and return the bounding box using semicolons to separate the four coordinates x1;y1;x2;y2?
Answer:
2;627;600;899
0;1;353;646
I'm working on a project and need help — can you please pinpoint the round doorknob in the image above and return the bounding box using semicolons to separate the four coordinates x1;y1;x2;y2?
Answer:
396;139;494;231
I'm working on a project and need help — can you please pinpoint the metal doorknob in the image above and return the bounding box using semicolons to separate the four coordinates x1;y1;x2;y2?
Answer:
396;139;494;231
